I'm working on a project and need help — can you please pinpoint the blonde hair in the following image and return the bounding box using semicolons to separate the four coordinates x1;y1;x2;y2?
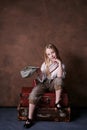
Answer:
44;43;61;75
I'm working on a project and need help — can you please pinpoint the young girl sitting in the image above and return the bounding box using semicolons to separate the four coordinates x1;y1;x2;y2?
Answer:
24;43;65;128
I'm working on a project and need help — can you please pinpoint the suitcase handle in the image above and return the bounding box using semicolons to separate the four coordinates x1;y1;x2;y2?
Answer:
37;114;51;118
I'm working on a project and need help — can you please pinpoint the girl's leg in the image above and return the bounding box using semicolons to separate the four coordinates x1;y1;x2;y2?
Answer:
55;87;66;117
55;88;62;104
28;103;35;119
24;103;35;128
24;84;45;128
51;77;63;108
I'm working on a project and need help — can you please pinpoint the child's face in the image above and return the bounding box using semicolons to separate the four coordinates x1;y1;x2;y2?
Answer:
46;48;57;62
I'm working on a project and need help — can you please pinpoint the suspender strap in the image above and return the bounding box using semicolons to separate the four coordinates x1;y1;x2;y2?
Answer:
49;62;59;73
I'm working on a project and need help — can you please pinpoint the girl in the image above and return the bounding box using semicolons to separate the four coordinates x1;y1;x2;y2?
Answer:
24;43;65;128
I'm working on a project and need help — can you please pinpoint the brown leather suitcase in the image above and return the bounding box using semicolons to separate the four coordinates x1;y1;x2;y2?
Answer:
37;90;69;108
18;87;69;108
17;87;70;121
37;93;55;108
36;107;71;122
17;107;28;120
17;106;70;122
18;87;32;107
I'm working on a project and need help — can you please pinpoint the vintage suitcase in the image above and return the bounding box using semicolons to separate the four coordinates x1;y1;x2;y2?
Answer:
37;93;55;108
18;87;32;107
17;107;28;120
17;87;70;121
36;107;71;122
18;87;69;108
17;87;32;120
17;106;70;122
37;90;69;108
36;91;70;122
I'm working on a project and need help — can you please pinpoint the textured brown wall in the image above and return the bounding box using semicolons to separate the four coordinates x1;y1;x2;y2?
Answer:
0;0;87;107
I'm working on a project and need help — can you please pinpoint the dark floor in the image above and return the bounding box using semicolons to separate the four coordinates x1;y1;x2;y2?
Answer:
0;107;87;130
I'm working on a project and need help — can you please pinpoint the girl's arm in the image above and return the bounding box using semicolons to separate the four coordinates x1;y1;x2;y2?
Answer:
54;59;63;78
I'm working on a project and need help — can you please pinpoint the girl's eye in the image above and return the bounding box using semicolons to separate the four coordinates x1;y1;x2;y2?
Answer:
47;54;50;56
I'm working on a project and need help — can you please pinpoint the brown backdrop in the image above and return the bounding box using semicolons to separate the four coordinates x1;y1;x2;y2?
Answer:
0;0;87;107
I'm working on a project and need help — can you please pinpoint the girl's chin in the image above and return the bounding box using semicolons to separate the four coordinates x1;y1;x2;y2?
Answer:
51;59;56;62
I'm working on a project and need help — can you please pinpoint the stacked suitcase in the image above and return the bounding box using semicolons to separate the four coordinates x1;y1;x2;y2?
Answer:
17;87;71;122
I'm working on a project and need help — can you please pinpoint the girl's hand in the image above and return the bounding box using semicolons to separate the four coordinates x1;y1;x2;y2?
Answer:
52;58;60;64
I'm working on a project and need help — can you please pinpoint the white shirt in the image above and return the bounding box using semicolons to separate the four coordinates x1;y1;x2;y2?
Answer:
41;62;59;80
37;62;66;83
